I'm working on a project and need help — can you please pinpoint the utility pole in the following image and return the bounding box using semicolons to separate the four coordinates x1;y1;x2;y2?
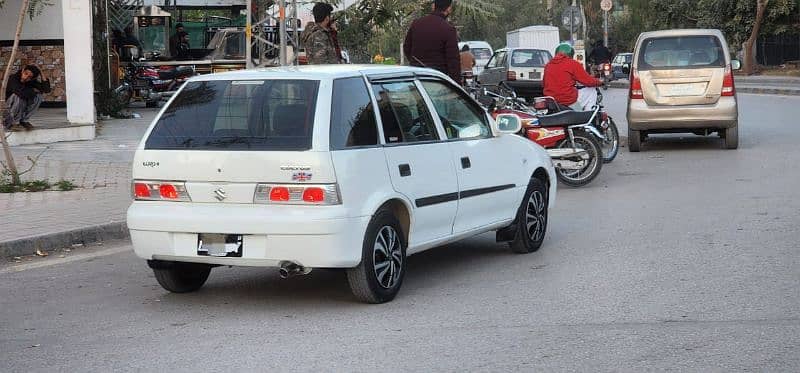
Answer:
279;0;287;66
570;0;577;44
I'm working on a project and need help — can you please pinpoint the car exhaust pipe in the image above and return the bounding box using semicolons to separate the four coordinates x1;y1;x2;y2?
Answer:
278;261;310;279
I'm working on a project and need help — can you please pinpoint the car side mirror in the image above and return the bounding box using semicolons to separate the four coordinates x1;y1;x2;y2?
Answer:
494;113;522;134
622;63;630;75
731;59;741;71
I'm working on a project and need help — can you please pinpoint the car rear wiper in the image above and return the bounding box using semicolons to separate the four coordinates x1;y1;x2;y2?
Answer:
204;136;252;148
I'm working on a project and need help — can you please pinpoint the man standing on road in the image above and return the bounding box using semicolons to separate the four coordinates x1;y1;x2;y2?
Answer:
3;65;51;131
168;23;185;59
301;3;341;65
403;0;461;83
543;43;603;111
460;44;475;75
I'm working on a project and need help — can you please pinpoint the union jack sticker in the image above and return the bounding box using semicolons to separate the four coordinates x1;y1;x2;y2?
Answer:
292;172;313;182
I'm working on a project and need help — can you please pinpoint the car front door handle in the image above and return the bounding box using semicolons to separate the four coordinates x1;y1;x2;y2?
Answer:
461;157;471;169
399;164;411;177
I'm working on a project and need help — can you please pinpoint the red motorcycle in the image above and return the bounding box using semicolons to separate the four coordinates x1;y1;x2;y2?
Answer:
115;63;195;108
483;87;603;187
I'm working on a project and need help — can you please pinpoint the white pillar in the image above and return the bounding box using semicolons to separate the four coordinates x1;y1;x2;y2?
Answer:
62;0;95;124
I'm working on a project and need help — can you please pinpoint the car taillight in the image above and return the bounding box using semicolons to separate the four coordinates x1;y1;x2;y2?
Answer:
254;184;341;205
630;68;643;99
507;71;517;81
132;181;191;202
722;64;735;97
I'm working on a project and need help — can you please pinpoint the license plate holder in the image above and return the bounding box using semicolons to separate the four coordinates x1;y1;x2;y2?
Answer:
197;234;243;257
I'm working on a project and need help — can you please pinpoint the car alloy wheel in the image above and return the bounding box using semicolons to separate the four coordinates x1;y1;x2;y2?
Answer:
525;189;547;243
373;226;403;289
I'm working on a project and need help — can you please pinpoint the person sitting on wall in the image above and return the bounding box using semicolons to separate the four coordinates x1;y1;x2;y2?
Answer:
174;31;191;60
169;22;185;58
3;65;51;131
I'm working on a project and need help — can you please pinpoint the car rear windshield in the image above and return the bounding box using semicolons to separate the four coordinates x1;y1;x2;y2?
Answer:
639;36;725;70
145;79;319;151
510;49;551;67
471;48;492;60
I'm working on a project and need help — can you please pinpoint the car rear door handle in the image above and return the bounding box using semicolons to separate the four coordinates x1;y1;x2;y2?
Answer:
399;164;411;177
461;157;471;169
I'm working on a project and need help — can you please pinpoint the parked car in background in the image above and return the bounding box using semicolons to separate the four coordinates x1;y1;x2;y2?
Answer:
127;65;557;304
459;41;493;75
611;52;632;79
479;47;552;100
626;29;740;151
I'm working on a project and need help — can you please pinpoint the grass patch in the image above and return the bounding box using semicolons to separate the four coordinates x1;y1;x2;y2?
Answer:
0;179;79;193
56;180;76;191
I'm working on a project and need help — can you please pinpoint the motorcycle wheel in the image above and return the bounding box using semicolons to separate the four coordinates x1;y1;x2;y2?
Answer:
113;85;132;107
555;130;603;187
600;118;620;163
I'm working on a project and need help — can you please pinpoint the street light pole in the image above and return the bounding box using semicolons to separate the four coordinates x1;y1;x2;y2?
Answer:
603;10;608;47
570;0;577;44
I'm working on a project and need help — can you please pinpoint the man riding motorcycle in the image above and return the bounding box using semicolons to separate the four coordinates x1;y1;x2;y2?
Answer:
543;43;604;111
588;40;612;67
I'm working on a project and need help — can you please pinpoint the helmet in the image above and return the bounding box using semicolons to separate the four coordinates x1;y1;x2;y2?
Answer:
555;43;574;58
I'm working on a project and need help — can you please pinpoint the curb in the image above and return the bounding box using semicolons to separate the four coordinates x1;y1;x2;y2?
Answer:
607;81;800;96
0;222;129;258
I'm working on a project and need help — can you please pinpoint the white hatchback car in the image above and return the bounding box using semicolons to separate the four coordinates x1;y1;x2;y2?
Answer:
127;65;556;303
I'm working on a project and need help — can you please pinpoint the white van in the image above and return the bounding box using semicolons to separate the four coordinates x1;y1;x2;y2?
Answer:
459;41;493;75
127;65;556;303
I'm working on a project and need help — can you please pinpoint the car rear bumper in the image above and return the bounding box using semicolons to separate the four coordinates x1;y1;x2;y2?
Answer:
127;202;369;268
627;97;738;130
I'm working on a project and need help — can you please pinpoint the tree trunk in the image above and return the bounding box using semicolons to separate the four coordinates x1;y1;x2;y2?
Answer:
743;0;769;75
0;0;31;185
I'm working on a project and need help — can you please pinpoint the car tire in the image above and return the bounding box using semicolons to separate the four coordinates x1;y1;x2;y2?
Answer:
346;209;407;304
724;124;738;149
628;127;641;152
152;263;211;293
509;177;548;254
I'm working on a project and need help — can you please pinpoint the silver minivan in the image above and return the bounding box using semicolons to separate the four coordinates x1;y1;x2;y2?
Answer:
626;29;740;151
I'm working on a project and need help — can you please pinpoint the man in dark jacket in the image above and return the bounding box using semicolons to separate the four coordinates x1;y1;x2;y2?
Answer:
403;0;460;82
3;65;51;131
543;44;603;111
300;3;341;64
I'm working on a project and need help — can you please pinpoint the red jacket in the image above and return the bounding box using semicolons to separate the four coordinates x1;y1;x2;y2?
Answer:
403;12;461;82
543;53;603;105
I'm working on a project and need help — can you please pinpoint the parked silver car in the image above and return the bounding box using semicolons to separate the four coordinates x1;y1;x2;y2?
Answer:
626;29;740;151
478;47;552;100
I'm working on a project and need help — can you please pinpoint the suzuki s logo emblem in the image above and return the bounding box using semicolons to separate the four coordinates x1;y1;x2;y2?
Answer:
213;188;227;201
292;172;313;182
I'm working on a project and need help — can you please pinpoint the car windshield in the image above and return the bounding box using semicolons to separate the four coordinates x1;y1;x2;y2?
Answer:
145;79;319;151
510;49;551;67
639;36;724;69
471;48;492;60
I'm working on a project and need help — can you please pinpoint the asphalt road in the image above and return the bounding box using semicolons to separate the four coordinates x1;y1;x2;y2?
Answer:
2;92;799;371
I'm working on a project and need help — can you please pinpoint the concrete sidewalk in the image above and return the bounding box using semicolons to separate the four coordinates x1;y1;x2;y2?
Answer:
0;107;157;258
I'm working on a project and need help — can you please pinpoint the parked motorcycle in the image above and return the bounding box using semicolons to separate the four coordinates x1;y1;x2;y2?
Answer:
482;88;604;187
115;62;195;108
531;87;619;163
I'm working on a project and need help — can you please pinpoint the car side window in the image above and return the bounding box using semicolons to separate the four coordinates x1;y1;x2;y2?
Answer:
330;77;378;150
486;52;498;68
420;79;491;140
371;81;439;144
497;51;508;67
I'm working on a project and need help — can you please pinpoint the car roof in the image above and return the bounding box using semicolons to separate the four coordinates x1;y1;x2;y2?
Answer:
496;47;549;52
186;64;448;82
638;29;724;39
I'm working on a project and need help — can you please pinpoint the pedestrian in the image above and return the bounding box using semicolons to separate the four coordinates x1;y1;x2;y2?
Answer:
300;3;341;64
460;44;475;74
3;65;51;131
403;0;460;82
169;23;185;59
